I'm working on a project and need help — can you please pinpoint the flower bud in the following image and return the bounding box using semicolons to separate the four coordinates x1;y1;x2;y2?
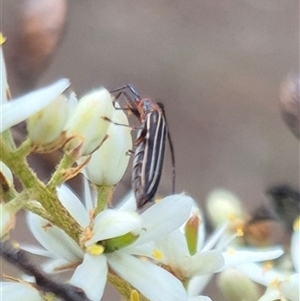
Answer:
64;88;114;156
217;268;260;301
206;188;245;227
27;92;77;145
185;214;199;256
84;104;132;185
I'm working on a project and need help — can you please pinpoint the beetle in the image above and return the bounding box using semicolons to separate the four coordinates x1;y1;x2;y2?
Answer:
109;84;175;208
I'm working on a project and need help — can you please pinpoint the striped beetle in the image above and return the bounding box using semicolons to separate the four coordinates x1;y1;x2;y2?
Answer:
109;84;175;208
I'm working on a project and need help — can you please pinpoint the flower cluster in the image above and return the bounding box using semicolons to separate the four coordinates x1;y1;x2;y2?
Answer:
0;34;297;301
206;188;299;301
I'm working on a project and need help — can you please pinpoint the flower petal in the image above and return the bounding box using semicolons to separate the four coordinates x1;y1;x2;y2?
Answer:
134;194;193;246
83;177;95;212
222;247;284;268
281;273;300;301
1;79;70;133
20;244;54;258
107;252;188;301
187;275;214;296
258;287;283;301
0;39;8;104
237;262;284;286
201;223;228;252
117;191;137;211
27;212;83;262
189;297;213;301
70;253;108;301
56;185;89;228
189;250;224;276
225;252;298;300
86;209;142;245
154;230;190;263
1;282;42;301
291;226;299;272
42;258;73;274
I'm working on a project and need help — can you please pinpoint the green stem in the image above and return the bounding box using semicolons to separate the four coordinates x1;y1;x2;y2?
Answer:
0;138;39;189
4;190;32;214
94;185;115;215
15;138;32;157
47;153;76;189
0;129;16;150
24;200;54;222
0;139;82;243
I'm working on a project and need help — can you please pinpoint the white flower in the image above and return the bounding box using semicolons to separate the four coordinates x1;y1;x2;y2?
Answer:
22;182;194;301
237;263;299;301
1;79;70;133
84;103;132;186
235;219;299;301
125;202;225;297
137;201;285;298
230;218;299;301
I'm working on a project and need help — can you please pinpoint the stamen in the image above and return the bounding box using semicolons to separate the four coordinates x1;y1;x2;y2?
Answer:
227;248;236;256
152;248;163;260
262;261;273;273
227;213;237;222
269;276;281;289
0;33;6;44
293;216;300;231
130;290;140;301
236;228;244;237
86;244;104;255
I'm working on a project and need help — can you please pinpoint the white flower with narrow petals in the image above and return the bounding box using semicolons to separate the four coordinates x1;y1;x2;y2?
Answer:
236;217;299;301
22;182;194;301
131;201;285;298
124;202;225;298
